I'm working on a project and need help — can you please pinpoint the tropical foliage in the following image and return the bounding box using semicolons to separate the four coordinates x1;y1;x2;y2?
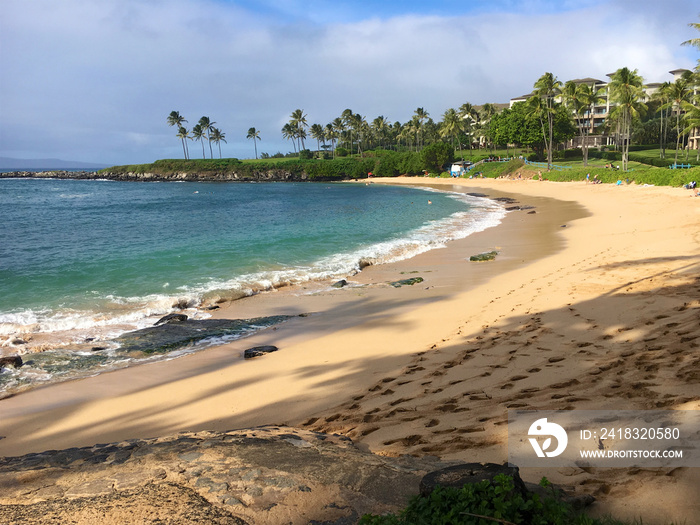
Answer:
166;111;227;160
246;127;261;159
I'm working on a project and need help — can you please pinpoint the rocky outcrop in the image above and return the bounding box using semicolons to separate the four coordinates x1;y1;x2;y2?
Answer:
0;426;594;524
112;316;294;354
0;426;461;525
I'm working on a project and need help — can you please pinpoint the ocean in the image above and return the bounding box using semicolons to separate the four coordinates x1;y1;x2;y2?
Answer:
0;178;505;395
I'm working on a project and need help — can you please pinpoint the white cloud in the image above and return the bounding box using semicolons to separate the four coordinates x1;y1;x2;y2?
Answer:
0;0;697;164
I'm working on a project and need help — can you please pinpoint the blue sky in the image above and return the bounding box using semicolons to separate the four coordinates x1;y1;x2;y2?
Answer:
0;0;697;165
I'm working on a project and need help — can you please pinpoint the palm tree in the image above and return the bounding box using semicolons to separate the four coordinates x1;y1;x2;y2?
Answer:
198;116;216;159
562;81;605;166
479;103;499;151
289;109;308;151
325;123;337;157
440;108;461;152
662;71;694;163
210;127;226;158
371;116;390;149
532;72;562;169
608;67;646;171
413;107;429;150
309;123;325;153
579;83;605;165
191;124;206;159
281;123;297;154
341;109;354;152
331;117;345;148
682;16;700;70
176;126;191;160
167;111;188;159
681;98;700;161
480;103;498;122
246;127;261;159
350;113;367;156
526;95;549;159
652;82;672;158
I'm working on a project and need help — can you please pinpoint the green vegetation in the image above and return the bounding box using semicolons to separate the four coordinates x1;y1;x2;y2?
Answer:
359;475;684;525
100;146;700;187
360;475;598;525
469;154;700;186
100;145;460;180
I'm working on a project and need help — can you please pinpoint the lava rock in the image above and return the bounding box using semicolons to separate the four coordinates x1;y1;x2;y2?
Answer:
244;345;279;359
419;463;527;498
0;356;23;369
154;313;189;326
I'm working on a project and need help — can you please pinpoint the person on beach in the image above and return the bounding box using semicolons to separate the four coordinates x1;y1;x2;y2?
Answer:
586;173;590;183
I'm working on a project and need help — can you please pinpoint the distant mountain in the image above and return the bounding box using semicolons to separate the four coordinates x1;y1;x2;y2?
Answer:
0;157;109;171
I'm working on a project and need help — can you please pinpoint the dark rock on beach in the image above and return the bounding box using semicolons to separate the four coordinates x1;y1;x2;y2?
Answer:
469;251;498;262
0;356;23;369
389;277;424;287
493;196;519;204
114;316;291;354
419;462;527;498
331;279;348;288
243;345;279;359
154;313;189;325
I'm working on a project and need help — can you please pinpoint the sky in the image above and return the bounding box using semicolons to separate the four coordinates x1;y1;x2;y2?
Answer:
0;0;698;165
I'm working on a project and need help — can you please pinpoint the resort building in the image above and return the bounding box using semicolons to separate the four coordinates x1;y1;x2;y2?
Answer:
509;69;698;152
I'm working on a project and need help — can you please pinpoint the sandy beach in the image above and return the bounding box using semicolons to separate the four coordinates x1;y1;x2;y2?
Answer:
1;176;699;523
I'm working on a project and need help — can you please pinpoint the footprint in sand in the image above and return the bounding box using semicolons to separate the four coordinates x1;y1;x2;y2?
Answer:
389;397;413;406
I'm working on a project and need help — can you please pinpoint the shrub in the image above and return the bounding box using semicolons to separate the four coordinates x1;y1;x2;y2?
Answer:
421;142;454;174
360;475;600;525
335;147;349;157
299;149;313;160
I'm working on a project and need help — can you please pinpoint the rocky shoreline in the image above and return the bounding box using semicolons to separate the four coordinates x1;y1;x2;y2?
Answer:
0;169;312;182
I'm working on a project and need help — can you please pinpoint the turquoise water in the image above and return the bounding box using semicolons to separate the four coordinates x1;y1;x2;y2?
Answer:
0;178;505;393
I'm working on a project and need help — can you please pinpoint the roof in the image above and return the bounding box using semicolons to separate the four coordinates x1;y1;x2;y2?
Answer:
569;77;605;85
